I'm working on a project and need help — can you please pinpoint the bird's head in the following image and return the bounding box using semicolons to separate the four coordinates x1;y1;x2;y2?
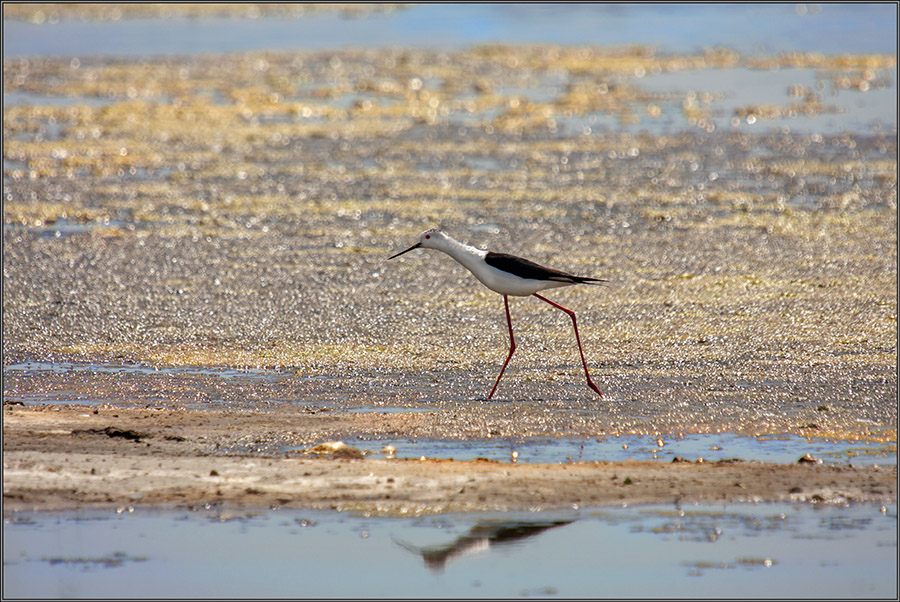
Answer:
388;228;448;259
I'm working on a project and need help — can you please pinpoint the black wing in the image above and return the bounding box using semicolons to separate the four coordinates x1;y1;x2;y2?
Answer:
484;251;606;284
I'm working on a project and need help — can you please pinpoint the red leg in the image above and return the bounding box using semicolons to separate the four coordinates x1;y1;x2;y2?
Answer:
488;295;517;399
533;293;603;398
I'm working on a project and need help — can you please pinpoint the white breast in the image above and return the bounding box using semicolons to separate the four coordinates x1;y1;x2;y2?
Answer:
472;262;571;296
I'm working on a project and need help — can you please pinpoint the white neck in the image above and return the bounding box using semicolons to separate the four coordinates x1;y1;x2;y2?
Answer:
432;233;487;275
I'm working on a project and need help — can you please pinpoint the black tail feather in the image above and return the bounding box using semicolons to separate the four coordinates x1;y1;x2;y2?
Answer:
572;276;608;285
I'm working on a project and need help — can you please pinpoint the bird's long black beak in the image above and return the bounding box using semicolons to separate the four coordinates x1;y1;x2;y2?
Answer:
388;242;421;260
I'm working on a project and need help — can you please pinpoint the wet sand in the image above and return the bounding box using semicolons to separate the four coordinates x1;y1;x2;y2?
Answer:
3;46;897;514
3;405;895;514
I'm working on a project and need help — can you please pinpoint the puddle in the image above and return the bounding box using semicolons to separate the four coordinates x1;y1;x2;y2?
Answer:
4;503;896;598
634;66;898;135
3;219;141;238
3;361;279;381
346;406;440;414
2;91;119;108
2;361;291;409
296;433;897;467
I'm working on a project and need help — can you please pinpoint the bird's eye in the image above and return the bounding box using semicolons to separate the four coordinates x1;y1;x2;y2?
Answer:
425;234;431;239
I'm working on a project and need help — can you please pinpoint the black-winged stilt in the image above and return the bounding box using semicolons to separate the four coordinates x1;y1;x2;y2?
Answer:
388;229;605;399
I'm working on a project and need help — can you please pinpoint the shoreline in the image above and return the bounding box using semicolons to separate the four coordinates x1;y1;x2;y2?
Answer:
4;405;895;515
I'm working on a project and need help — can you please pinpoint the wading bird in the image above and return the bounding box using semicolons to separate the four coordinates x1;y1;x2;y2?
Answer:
388;229;604;398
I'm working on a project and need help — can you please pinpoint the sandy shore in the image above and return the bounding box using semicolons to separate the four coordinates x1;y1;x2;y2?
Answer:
4;405;895;515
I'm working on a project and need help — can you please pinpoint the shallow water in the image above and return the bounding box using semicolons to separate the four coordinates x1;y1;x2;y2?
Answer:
314;431;897;467
4;4;896;57
4;503;896;598
4;4;896;138
4;53;896;137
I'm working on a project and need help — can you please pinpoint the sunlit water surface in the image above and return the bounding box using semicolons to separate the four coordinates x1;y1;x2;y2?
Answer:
4;504;896;599
4;4;896;57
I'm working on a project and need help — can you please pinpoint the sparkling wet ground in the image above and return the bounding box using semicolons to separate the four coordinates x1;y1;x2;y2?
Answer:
3;5;897;459
3;503;896;598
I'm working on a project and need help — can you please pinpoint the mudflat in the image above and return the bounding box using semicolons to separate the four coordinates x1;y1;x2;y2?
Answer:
3;46;896;514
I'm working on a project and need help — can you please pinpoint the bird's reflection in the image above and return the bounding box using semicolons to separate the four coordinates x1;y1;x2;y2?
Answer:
394;520;575;572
